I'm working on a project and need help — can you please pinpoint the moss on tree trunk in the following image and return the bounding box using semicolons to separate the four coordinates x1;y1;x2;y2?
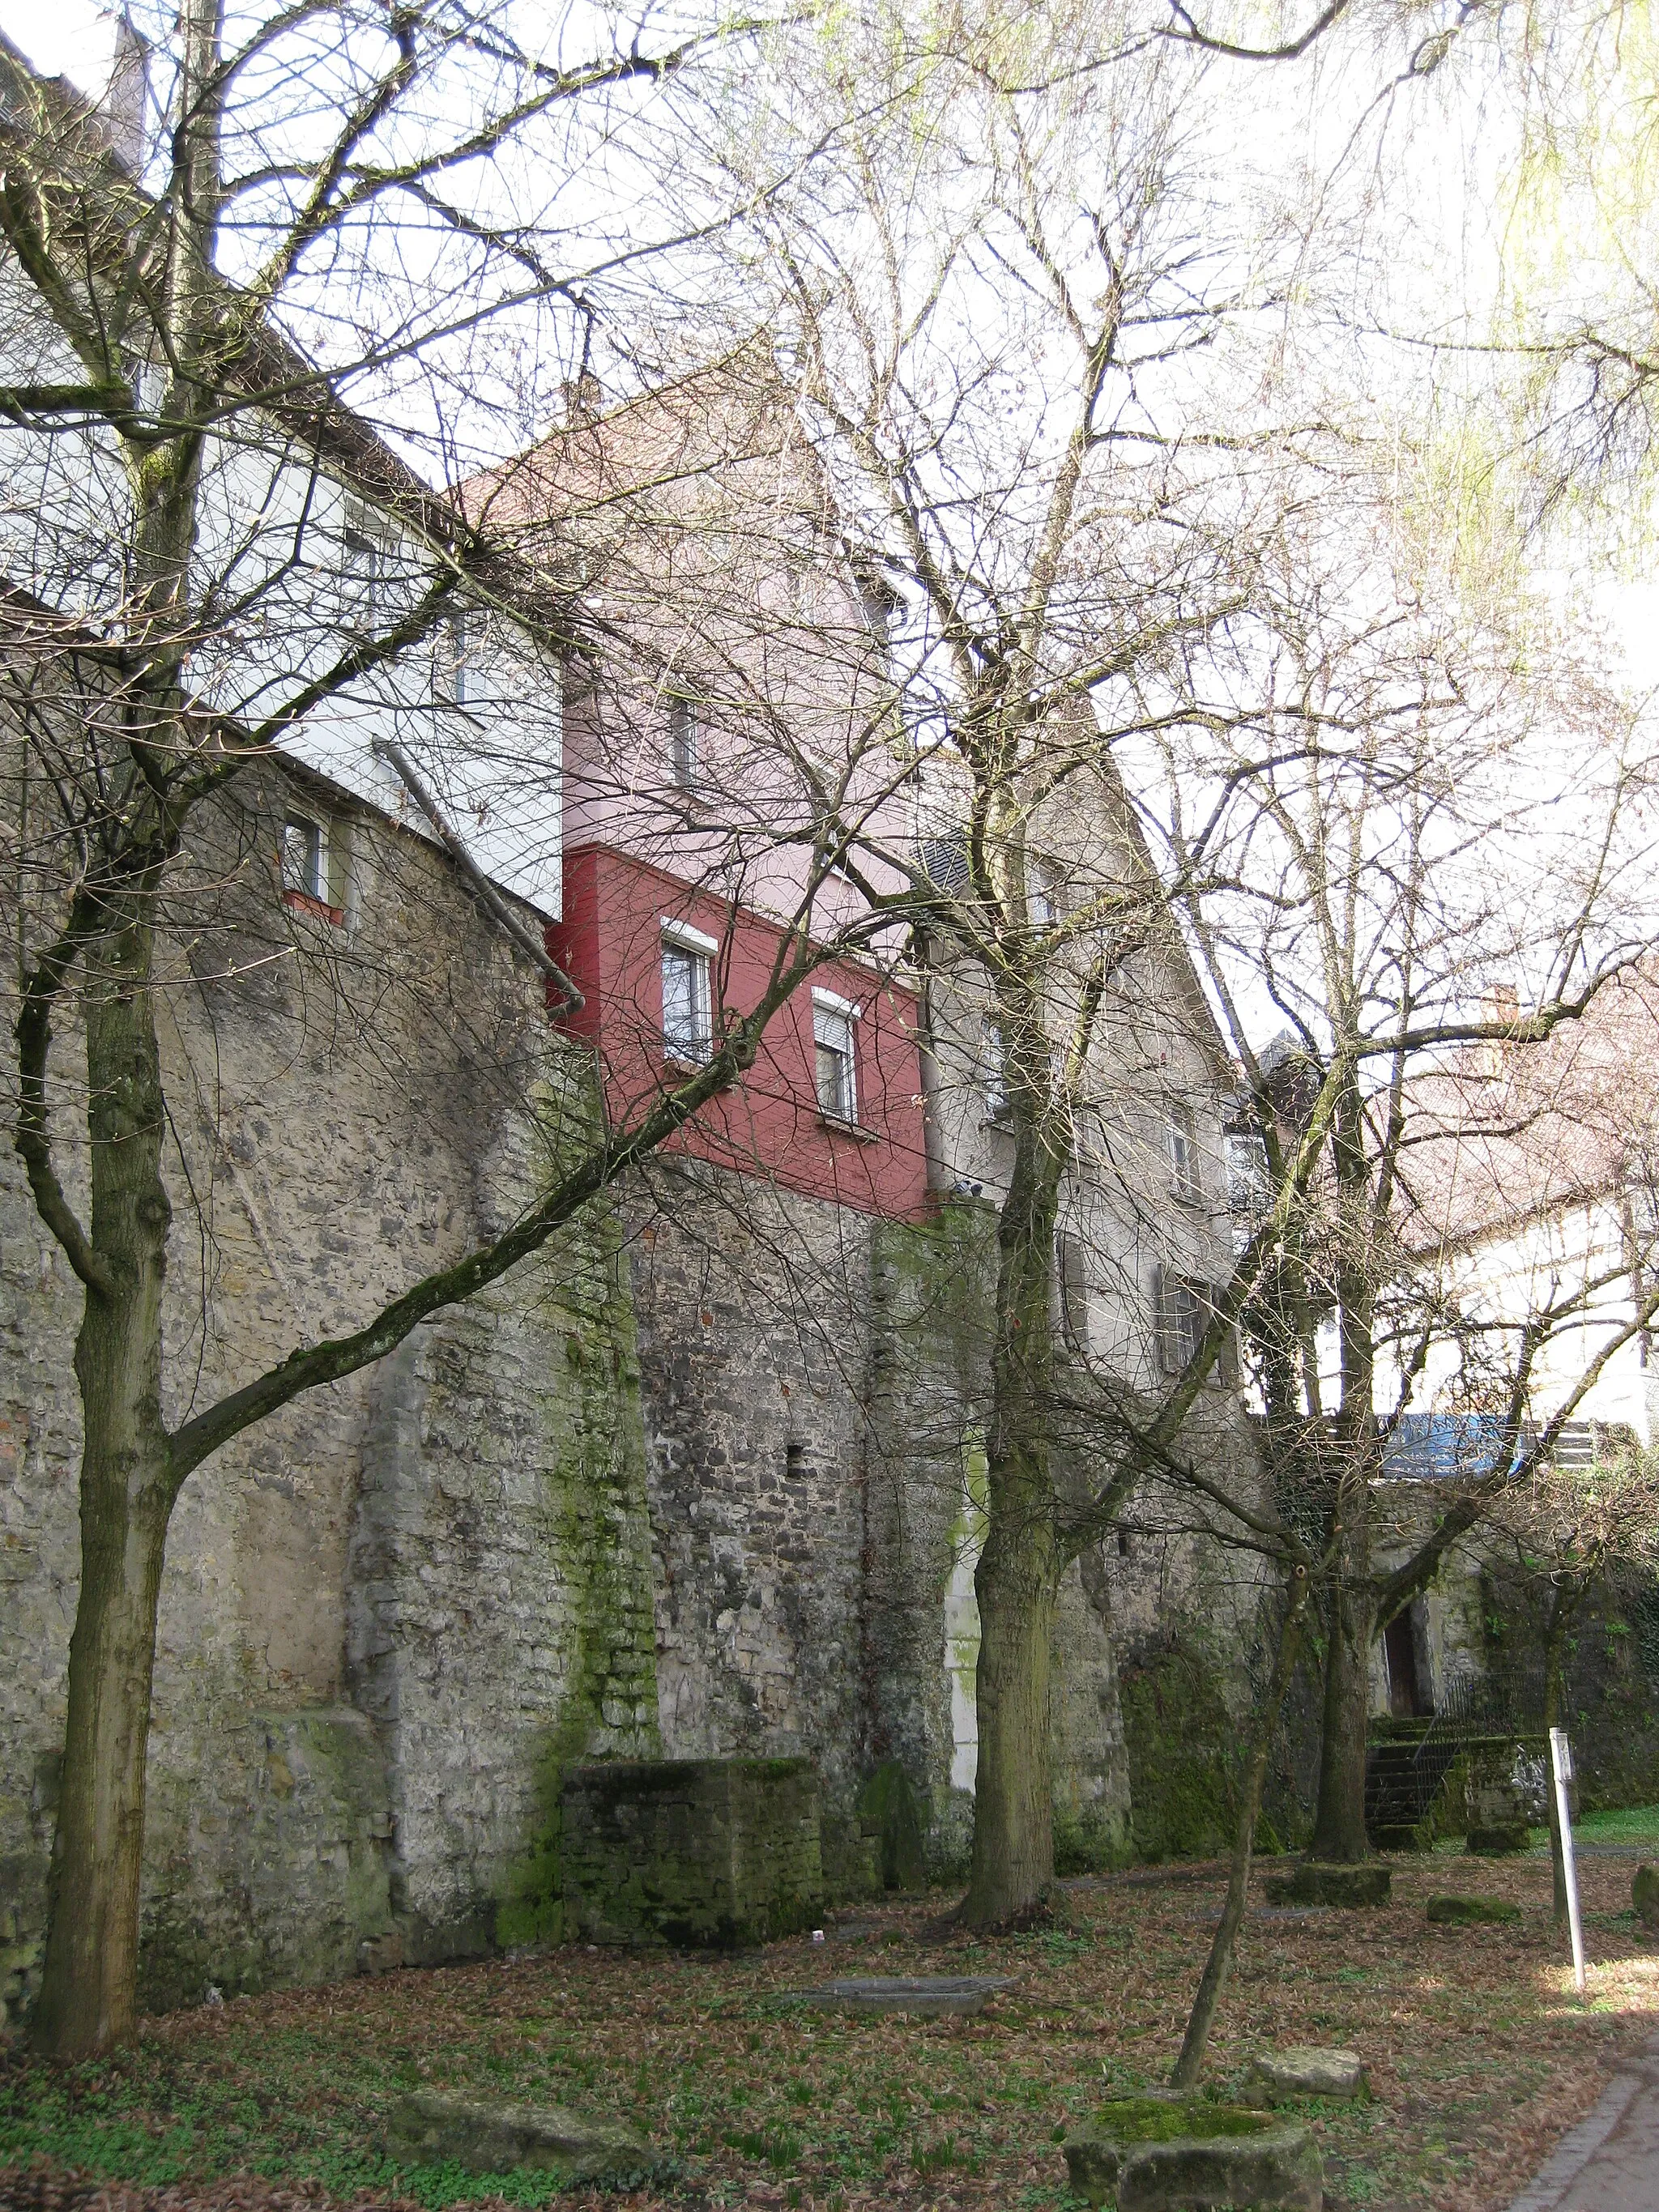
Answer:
962;1094;1064;1928
32;917;177;2055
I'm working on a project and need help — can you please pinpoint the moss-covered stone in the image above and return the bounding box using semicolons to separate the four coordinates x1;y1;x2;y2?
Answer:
1120;1643;1239;1861
1265;1860;1392;1907
1091;2098;1277;2144
859;1760;929;1890
1426;1894;1521;1925
386;2091;659;2184
494;1180;660;1953
1063;2098;1321;2211
1465;1822;1529;1856
561;1756;824;1946
1634;1862;1659;1928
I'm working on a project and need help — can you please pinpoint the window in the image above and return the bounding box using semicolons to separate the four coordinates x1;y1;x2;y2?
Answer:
342;498;388;629
1167;1101;1202;1201
443;610;480;708
281;814;326;901
1225;1128;1270;1218
1030;864;1064;930
983;1020;1011;1123
1154;1267;1238;1386
667;695;699;791
1057;1230;1088;1352
661;919;717;1063
812;990;859;1123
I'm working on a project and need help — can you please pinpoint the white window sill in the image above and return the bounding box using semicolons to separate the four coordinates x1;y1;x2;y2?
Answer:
819;1114;877;1143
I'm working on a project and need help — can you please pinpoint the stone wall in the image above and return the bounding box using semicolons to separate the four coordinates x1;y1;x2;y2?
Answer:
1;753;1278;2031
0;758;659;2027
561;1756;823;1946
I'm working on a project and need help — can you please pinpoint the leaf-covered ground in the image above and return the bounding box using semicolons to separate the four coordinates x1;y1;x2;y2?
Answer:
4;1844;1657;2212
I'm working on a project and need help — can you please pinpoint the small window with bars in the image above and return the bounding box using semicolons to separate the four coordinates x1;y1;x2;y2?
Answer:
812;991;858;1124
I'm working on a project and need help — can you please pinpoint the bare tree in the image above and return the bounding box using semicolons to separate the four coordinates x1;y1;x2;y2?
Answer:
0;0;868;2058
1131;474;1659;1868
699;0;1345;1928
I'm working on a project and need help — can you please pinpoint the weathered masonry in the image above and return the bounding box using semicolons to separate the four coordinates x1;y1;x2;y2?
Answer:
0;745;1266;2028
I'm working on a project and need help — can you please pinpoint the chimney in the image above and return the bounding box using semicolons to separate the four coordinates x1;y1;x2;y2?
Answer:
1482;981;1520;1077
98;11;150;175
561;371;602;426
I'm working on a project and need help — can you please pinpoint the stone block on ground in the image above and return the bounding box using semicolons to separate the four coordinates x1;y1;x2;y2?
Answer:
1264;1860;1392;1908
561;1757;823;1948
1371;1822;1431;1852
1426;1893;1520;1926
1251;2045;1367;2098
1063;2098;1320;2211
1465;1823;1529;1856
386;2093;658;2184
785;1973;1015;2017
1463;1740;1539;1852
1634;1864;1659;1929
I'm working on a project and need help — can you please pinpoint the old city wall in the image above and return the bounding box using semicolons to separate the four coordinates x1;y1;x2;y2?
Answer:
2;765;1277;2028
623;1176;1270;1886
1;761;659;2027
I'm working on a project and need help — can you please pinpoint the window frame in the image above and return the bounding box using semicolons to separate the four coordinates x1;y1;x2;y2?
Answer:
341;496;390;632
983;1018;1011;1124
1166;1098;1203;1203
1029;863;1065;931
1056;1229;1089;1352
812;986;860;1126
659;917;718;1065
1154;1265;1238;1387
279;810;345;927
443;607;481;710
666;693;701;793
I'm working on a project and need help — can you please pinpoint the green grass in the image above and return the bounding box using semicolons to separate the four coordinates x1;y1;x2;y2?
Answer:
1572;1805;1659;1846
1520;1805;1659;1851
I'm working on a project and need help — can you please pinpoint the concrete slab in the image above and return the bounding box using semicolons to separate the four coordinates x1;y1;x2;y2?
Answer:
1505;2035;1659;2212
783;1974;1017;2016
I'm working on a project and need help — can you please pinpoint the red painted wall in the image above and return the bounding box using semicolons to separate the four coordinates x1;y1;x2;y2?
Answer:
548;844;931;1221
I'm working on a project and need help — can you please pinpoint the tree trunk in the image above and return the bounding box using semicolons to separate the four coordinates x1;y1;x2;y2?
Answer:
31;914;176;2057
1308;1065;1380;1865
962;1073;1064;1929
1171;1566;1310;2089
1543;1587;1575;1926
964;1477;1059;1924
1308;1572;1375;1862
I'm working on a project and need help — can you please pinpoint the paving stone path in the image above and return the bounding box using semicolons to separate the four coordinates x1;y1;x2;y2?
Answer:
1507;2035;1659;2212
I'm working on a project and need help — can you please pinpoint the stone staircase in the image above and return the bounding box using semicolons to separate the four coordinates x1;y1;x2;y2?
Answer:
1364;1723;1463;1850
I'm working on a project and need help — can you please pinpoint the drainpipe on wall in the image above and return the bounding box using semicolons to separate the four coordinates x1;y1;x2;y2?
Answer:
911;935;951;1196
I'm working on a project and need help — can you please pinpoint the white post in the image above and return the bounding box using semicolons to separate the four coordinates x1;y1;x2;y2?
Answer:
1550;1727;1586;1999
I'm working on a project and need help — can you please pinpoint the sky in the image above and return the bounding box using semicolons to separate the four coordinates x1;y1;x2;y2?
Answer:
6;0;1659;694
0;0;114;87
